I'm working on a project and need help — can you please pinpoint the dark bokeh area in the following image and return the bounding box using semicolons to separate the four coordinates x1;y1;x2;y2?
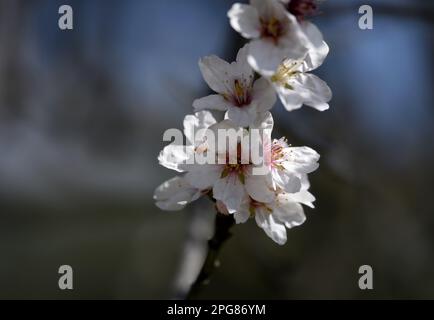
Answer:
0;0;433;299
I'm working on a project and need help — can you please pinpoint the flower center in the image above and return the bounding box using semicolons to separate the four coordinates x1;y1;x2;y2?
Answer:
270;60;303;89
260;17;284;44
220;143;250;183
221;163;247;184
226;79;251;107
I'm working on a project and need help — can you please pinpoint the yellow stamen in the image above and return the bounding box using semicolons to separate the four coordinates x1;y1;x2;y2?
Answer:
271;60;303;86
234;80;244;100
267;17;280;38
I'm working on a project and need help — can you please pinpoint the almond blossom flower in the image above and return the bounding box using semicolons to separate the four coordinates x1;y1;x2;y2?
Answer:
267;53;332;111
158;110;217;173
233;176;315;245
265;137;319;193
154;111;218;210
228;0;308;75
157;111;275;214
193;45;276;127
279;0;329;75
189;113;276;213
228;0;330;112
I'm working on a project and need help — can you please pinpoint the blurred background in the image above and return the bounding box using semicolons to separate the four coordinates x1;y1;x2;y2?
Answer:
0;0;433;299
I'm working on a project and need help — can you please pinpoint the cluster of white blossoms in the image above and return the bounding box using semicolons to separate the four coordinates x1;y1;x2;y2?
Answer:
154;0;331;245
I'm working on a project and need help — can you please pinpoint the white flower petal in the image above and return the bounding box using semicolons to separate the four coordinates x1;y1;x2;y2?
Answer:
245;173;275;203
251;77;277;112
277;73;331;111
286;189;315;208
299;174;311;191
228;3;261;39
283;146;320;175
300;21;329;72
251;0;287;22
158;144;194;172
154;176;201;211
248;35;307;76
185;164;223;190
295;73;332;111
183;111;217;145
255;208;287;245
251;111;274;131
282;11;311;46
225;106;257;127
193;94;230;112
232;44;255;84
276;83;304;111
213;174;246;213
245;2;308;76
235;210;251;224
271;168;302;193
273;193;306;228
234;197;252;224
248;39;287;77
199;55;233;94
